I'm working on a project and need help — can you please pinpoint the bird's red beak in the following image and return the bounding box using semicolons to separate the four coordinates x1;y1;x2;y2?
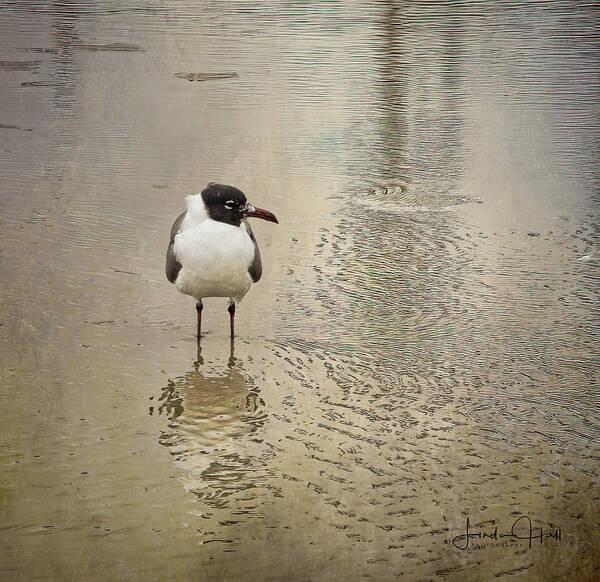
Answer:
243;204;279;224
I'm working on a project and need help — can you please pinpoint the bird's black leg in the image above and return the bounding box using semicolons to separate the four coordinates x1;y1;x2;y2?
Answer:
228;301;236;338
196;300;203;340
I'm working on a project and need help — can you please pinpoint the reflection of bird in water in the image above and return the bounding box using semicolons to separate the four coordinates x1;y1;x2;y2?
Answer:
154;350;273;512
165;183;278;339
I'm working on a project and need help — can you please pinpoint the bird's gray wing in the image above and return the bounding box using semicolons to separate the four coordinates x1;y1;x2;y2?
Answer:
165;211;186;283
244;219;262;283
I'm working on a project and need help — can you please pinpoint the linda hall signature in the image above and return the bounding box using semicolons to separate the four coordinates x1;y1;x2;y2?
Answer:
452;516;562;551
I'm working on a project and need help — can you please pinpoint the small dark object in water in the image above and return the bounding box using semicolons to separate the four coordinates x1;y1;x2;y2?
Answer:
528;232;541;237
0;123;34;131
27;47;59;54
174;72;238;82
21;81;52;87
77;43;145;51
0;60;41;70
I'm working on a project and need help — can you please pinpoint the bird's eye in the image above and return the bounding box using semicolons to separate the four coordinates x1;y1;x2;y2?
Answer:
224;200;235;209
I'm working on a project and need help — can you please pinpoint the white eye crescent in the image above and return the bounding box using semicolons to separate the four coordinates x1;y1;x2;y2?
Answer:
224;200;235;209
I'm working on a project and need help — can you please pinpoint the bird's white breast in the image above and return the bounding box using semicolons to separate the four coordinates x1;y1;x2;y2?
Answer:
173;196;255;302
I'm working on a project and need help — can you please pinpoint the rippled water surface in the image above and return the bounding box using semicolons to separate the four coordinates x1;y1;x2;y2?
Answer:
1;2;599;581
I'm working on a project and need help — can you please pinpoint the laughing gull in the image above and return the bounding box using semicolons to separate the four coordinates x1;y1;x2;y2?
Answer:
166;183;278;339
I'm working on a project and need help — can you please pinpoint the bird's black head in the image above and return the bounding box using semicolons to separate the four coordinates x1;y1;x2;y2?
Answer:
201;183;248;227
200;182;279;227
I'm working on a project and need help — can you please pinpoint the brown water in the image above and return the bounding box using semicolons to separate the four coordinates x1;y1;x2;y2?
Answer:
1;2;599;581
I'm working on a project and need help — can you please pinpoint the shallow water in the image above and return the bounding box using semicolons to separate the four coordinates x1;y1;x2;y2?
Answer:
1;2;599;581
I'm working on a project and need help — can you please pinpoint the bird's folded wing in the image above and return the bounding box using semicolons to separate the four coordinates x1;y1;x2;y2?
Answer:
165;211;186;283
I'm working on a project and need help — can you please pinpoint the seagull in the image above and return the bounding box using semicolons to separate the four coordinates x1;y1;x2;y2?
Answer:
166;183;278;339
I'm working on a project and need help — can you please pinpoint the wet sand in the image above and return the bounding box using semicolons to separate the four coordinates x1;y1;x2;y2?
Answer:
1;2;599;581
